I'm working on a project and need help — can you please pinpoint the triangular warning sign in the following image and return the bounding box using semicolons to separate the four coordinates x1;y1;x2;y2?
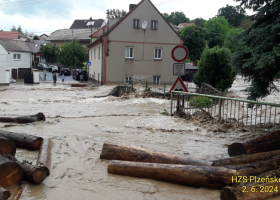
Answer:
169;77;188;94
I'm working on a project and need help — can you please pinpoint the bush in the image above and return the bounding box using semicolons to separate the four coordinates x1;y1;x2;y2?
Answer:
189;97;213;107
194;46;236;91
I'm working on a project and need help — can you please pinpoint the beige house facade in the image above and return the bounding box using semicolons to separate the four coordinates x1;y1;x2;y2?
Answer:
88;0;184;85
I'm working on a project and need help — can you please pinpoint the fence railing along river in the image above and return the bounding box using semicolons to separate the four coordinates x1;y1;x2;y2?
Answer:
170;91;280;133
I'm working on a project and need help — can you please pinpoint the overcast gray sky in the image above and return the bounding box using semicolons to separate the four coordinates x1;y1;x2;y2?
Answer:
0;0;251;35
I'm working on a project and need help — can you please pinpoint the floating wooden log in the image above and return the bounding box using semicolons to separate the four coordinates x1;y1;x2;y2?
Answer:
221;182;280;200
228;130;280;157
0;136;16;156
36;138;53;176
212;150;280;166
238;155;280;177
16;160;47;184
100;140;212;166
0;130;43;150
0;187;11;200
0;113;45;124
0;155;23;188
108;160;237;189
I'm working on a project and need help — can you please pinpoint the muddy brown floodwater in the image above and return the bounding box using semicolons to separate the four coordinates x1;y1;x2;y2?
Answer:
0;82;280;200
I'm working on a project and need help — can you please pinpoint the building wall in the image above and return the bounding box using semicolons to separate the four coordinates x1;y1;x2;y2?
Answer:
88;42;102;83
0;45;7;84
5;51;32;77
105;0;183;84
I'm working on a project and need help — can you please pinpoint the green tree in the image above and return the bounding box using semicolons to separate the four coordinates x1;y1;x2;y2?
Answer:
11;25;16;31
106;9;127;19
33;36;40;40
240;17;254;30
204;16;230;48
164;11;190;25
191;18;206;28
17;25;23;34
162;13;169;20
224;27;244;53
217;5;246;27
179;25;206;61
58;41;87;68
40;44;60;63
230;0;280;100
194;46;236;91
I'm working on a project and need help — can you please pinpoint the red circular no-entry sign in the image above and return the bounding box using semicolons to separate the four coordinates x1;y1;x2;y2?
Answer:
171;45;189;63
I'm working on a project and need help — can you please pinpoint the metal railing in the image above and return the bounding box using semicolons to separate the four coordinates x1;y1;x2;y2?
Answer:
171;91;280;133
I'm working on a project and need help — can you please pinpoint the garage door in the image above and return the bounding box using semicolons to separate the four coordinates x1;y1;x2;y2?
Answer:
18;68;31;79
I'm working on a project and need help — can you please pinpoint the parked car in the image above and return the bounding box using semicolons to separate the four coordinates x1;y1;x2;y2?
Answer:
37;63;44;70
60;68;71;76
9;77;16;83
44;64;50;71
72;69;88;81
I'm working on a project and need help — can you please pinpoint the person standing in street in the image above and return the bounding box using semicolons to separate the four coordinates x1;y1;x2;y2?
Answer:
53;72;57;83
61;74;65;83
44;69;47;80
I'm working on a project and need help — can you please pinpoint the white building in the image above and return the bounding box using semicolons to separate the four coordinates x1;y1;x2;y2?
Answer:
0;43;8;85
0;39;32;79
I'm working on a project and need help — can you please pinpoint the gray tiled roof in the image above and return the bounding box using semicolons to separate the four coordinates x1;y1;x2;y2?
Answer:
0;39;32;52
47;28;98;41
107;19;120;29
25;42;38;53
70;19;105;29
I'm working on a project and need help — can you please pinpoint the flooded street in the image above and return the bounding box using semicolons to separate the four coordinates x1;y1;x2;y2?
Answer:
1;79;280;200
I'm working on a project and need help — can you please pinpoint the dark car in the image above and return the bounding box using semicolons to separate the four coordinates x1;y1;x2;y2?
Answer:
37;63;44;70
72;69;88;81
60;68;71;76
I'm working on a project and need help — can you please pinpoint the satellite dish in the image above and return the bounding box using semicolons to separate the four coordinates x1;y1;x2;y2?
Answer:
142;21;148;29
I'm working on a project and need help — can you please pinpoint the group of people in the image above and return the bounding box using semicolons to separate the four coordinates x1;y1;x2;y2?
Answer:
43;66;65;83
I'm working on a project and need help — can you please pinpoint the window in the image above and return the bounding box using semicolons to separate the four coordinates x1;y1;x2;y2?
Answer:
151;20;157;29
94;49;96;59
133;19;140;28
125;75;132;83
153;76;160;85
98;47;100;59
125;47;134;59
13;54;21;60
154;48;162;60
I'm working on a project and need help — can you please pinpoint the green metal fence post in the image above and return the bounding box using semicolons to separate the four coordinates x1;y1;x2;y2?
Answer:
170;91;173;116
218;98;222;121
164;83;166;96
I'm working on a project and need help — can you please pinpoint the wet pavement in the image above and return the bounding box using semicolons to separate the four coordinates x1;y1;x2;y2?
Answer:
0;80;279;200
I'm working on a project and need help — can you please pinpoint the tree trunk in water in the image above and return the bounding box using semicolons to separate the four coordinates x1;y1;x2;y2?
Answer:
100;140;212;166
0;155;23;188
0;187;11;200
221;182;280;200
36;138;52;176
108;160;237;189
212;150;280;166
237;156;280;177
0;130;43;150
0;113;45;124
11;185;22;200
228;130;280;157
16;161;47;184
0;136;16;156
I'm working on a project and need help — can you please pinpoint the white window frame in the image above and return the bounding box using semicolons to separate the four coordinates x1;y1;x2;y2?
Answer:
125;47;134;59
13;54;21;61
151;20;157;29
154;48;162;60
153;76;161;85
133;19;140;28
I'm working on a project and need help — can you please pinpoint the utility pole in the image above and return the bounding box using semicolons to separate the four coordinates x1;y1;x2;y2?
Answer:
72;30;76;69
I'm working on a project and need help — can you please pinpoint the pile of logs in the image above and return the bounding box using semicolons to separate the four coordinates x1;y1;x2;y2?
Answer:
100;131;280;200
0;113;52;200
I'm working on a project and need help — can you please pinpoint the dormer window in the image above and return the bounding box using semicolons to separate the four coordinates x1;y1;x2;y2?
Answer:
87;21;95;26
133;19;140;28
151;20;157;29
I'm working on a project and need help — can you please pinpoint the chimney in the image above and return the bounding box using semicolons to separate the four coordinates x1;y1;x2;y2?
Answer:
129;4;136;11
90;16;92;21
